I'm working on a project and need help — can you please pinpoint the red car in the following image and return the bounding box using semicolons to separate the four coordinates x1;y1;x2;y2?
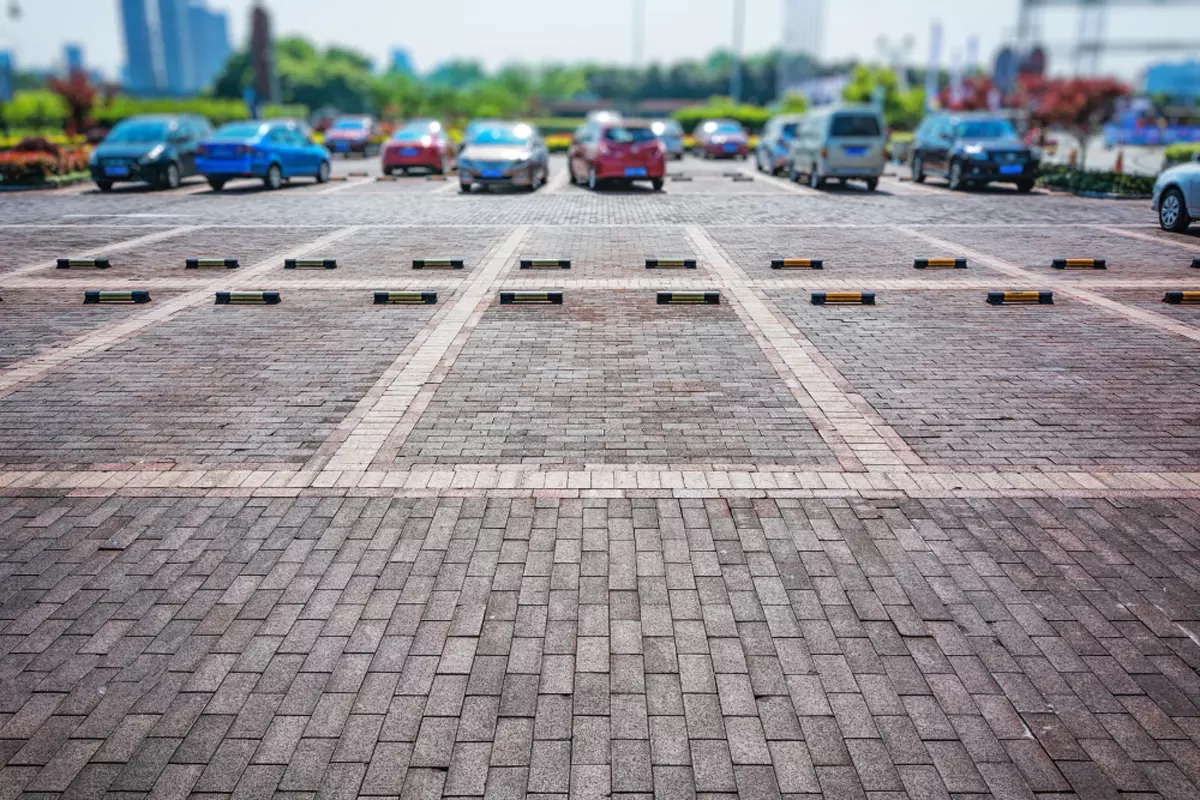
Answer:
382;120;455;175
693;118;750;160
323;115;380;157
567;119;666;191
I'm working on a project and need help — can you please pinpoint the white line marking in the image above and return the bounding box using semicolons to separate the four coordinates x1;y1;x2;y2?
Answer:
1088;224;1200;253
5;225;209;279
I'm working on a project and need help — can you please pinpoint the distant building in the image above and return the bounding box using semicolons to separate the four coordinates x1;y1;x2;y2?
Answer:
188;2;232;91
157;0;195;94
389;48;415;75
64;43;84;74
118;0;158;93
1144;60;1200;103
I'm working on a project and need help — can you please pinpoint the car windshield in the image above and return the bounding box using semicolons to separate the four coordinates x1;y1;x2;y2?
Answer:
212;123;266;139
708;121;742;134
829;114;882;137
333;119;369;130
604;127;657;143
469;125;532;145
651;121;682;136
780;123;799;138
392;128;429;141
105;122;169;144
955;119;1017;139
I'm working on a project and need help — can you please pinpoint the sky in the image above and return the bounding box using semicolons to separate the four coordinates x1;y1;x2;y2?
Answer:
1;0;1198;81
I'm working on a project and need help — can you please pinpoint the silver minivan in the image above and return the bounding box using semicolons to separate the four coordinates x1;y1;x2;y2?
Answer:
787;105;887;191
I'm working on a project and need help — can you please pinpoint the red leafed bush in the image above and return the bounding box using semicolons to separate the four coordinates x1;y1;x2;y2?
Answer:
0;152;61;184
11;136;64;158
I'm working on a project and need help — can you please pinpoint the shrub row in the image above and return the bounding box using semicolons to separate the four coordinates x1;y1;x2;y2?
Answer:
1037;164;1156;196
1164;143;1200;166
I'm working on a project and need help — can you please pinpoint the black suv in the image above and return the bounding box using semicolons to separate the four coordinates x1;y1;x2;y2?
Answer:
89;114;212;191
910;112;1038;192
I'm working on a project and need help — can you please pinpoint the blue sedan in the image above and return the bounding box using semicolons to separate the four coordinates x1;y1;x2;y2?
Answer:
197;121;332;191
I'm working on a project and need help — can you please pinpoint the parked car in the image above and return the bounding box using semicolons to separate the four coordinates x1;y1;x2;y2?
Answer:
693;119;750;160
383;119;455;175
568;118;666;191
910;112;1038;192
755;114;803;175
787;105;887;190
265;117;314;139
88;114;212;191
196;120;332;191
323;115;379;157
1153;162;1200;232
651;119;685;160
457;122;550;192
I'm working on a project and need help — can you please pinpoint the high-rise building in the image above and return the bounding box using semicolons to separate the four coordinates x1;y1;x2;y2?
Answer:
118;0;158;93
157;0;195;94
778;0;826;99
389;48;415;75
187;2;231;90
64;43;84;73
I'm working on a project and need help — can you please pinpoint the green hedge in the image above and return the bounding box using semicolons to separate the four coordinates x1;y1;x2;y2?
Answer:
92;97;309;127
672;103;771;135
1038;164;1155;196
1164;143;1200;165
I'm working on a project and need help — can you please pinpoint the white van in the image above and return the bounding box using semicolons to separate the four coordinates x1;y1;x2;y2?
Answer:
787;105;888;191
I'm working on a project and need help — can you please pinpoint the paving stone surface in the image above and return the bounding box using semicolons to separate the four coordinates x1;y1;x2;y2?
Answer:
1;153;1200;799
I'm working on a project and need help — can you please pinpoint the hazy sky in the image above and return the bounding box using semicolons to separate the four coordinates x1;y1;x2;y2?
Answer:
2;0;1197;80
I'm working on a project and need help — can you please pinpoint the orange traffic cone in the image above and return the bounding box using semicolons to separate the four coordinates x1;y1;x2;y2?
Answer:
1113;150;1124;174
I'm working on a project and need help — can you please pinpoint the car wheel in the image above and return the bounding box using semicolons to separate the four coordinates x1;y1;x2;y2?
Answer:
788;161;799;183
948;160;964;191
1159;188;1191;232
808;165;824;190
459;181;472;193
1015;180;1034;194
158;162;181;190
264;163;283;190
383;166;393;177
651;178;664;192
439;155;449;175
865;178;879;192
316;160;331;183
207;178;226;191
588;165;599;191
567;161;578;185
95;180;113;192
912;156;926;183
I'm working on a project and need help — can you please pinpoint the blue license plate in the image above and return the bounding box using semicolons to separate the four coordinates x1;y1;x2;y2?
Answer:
844;146;867;156
481;169;504;179
400;148;419;156
105;166;129;177
999;164;1023;175
335;141;349;151
624;167;647;177
723;144;737;153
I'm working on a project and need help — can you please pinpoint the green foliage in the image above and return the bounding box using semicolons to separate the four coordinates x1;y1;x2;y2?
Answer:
775;93;808;114
89;96;306;127
842;66;924;131
672;98;772;134
3;90;69;129
1163;143;1200;165
1037;163;1155;196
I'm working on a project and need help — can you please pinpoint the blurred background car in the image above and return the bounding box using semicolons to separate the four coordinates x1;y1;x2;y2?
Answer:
1152;161;1200;231
568;118;665;191
383;119;455;175
755;114;803;175
196;120;331;191
651;119;685;160
586;110;624;125
265;117;314;139
788;105;887;190
457;122;550;192
693;119;749;160
88;114;212;191
323;115;380;158
911;112;1039;192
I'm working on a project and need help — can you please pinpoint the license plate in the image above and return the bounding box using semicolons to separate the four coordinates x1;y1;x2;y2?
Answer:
999;164;1023;175
624;167;647;177
481;169;504;179
335;141;349;151
105;166;129;177
400;148;419;157
723;144;737;152
844;146;867;156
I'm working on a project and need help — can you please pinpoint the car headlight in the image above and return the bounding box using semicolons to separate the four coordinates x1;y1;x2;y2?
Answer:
139;144;166;164
88;151;99;166
459;159;474;171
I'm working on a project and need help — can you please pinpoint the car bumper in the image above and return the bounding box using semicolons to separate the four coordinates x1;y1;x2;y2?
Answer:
327;139;369;153
460;165;538;185
963;161;1038;182
383;150;443;168
704;143;749;157
822;164;885;178
90;162;163;183
594;162;665;180
197;157;267;179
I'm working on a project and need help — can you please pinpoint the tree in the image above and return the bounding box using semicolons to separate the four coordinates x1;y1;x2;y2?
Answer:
776;93;808;114
842;65;924;130
1026;77;1129;171
47;70;96;135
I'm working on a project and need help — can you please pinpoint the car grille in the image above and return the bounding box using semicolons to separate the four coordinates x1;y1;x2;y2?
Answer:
101;158;134;167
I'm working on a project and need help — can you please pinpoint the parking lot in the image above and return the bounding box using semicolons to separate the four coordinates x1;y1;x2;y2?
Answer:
3;152;1200;799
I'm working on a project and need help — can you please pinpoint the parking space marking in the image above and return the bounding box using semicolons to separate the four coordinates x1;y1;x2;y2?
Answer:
688;225;923;471
1090;224;1200;252
897;225;1200;344
316;177;372;195
318;226;529;472
542;166;572;193
736;165;822;196
4;224;208;279
0;226;361;396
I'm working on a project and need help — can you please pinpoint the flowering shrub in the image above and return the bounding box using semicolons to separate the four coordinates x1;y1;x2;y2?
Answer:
0;137;92;185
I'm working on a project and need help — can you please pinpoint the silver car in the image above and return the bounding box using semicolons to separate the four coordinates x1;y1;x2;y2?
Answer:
458;122;550;192
1153;162;1200;232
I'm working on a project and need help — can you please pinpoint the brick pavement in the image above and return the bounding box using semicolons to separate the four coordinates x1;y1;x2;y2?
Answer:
1;155;1200;798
